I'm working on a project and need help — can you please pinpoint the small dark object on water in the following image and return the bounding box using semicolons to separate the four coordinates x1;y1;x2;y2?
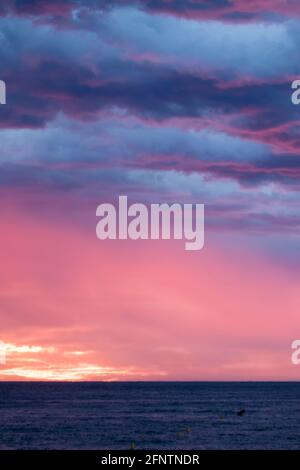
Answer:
237;409;246;417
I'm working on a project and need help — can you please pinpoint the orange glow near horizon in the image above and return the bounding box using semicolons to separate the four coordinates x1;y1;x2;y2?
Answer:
0;204;300;381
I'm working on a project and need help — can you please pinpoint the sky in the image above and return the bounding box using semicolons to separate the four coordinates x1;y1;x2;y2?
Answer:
0;0;299;381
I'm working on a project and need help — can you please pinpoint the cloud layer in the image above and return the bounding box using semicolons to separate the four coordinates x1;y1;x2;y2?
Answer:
0;0;299;380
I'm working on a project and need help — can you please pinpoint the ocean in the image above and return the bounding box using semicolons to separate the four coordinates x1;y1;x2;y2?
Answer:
0;382;299;450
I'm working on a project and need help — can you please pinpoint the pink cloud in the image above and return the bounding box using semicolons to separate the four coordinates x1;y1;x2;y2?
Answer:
0;201;299;381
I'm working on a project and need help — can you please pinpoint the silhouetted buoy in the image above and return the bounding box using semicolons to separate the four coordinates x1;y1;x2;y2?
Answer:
237;408;245;417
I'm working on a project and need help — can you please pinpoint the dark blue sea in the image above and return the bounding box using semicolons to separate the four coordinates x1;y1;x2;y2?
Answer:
0;382;300;450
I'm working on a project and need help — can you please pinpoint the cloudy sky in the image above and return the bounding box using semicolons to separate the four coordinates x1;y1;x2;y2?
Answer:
0;0;299;380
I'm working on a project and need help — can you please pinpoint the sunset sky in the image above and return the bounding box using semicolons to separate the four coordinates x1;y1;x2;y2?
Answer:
0;0;300;381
